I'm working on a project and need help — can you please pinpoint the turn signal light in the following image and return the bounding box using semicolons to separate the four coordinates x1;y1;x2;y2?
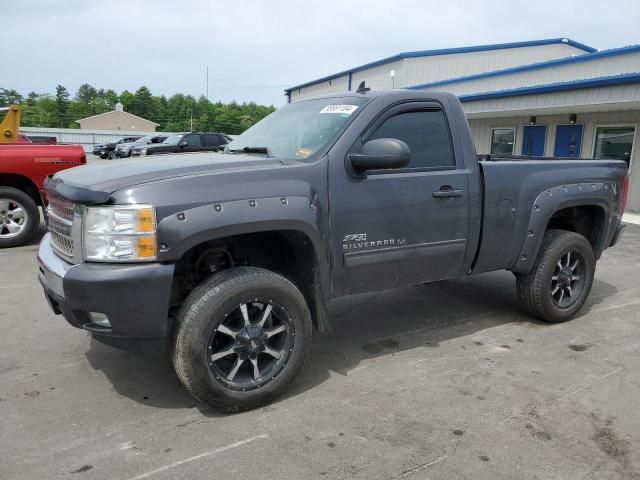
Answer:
137;236;157;258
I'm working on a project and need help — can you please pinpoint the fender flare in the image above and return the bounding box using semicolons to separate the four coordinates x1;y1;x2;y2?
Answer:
511;182;612;273
156;195;331;329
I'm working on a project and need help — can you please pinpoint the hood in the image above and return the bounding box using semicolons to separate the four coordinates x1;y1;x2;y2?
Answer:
146;144;177;152
46;151;291;204
117;141;142;148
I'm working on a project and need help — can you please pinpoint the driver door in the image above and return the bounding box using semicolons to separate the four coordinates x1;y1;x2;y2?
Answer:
182;134;203;152
329;102;471;296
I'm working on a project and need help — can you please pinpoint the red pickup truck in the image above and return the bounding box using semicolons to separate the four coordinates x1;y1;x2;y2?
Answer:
0;144;86;247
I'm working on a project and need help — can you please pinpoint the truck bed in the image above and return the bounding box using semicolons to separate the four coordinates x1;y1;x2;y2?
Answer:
472;158;628;274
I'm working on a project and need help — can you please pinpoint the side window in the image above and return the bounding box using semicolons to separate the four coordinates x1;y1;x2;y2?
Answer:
368;110;455;169
184;134;202;147
204;134;220;147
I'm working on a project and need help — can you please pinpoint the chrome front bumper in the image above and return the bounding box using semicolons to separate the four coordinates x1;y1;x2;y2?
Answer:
38;233;75;298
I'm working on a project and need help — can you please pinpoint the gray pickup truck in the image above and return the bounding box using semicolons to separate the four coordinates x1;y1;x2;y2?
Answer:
38;88;629;412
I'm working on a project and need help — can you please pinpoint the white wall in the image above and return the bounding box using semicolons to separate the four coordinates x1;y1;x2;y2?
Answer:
289;74;350;102
462;83;640;118
350;59;404;92
20;127;174;153
401;43;586;88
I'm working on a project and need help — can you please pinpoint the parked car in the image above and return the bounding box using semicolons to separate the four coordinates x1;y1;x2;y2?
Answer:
115;135;167;158
0;143;86;247
92;136;142;159
38;89;628;412
133;132;230;156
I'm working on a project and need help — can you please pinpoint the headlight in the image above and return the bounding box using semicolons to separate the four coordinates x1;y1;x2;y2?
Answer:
83;205;157;262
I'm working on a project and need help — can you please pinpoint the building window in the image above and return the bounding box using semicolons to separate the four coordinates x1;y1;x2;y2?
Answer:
490;128;516;155
593;126;636;166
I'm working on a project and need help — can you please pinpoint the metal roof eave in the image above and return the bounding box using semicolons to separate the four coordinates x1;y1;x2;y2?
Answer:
284;38;596;94
456;72;640;102
408;44;640;91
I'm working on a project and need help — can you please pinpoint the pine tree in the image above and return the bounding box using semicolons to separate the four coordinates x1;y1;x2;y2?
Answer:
55;85;70;127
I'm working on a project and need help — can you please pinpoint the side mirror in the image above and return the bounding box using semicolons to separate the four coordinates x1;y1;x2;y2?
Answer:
179;141;188;148
348;138;411;173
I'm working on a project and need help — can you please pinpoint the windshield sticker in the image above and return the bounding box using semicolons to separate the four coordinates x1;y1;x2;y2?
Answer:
296;147;313;158
319;105;359;115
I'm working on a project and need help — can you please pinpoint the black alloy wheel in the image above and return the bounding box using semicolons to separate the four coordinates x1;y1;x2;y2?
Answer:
550;250;587;309
207;299;294;390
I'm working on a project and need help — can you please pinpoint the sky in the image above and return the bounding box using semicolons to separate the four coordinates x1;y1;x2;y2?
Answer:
2;0;639;106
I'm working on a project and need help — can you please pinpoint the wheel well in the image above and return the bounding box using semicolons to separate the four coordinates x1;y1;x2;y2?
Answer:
171;230;323;328
0;174;42;206
546;205;605;254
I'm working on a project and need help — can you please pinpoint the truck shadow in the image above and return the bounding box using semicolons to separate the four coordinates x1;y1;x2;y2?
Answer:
84;270;615;415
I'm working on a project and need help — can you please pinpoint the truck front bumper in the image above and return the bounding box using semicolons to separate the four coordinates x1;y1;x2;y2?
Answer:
38;233;175;338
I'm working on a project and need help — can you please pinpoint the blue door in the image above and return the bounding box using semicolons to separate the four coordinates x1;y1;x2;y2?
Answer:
522;125;546;156
554;125;583;158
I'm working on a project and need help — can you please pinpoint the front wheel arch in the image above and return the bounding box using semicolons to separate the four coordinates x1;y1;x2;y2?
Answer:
169;228;330;333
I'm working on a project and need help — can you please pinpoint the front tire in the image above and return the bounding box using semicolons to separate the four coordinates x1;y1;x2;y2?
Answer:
0;187;39;248
172;267;312;412
516;229;595;323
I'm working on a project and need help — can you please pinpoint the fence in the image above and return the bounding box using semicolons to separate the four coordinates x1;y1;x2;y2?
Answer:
20;127;175;153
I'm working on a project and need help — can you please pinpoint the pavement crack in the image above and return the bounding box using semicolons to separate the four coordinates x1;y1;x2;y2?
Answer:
395;454;448;478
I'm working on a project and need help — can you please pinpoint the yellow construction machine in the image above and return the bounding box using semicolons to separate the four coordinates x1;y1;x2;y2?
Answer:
0;104;21;143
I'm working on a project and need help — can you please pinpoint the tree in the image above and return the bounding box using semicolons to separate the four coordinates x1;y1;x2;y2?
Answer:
0;88;23;105
119;90;135;112
129;86;155;119
55;85;70;127
74;83;97;104
4;85;276;132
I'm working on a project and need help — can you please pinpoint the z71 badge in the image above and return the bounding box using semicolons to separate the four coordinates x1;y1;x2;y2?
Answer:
343;233;367;242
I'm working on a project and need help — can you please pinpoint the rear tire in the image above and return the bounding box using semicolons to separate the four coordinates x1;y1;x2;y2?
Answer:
172;267;312;412
516;229;595;323
0;187;39;248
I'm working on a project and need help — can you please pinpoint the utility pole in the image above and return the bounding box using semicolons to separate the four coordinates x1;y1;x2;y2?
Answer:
206;66;209;102
190;112;193;131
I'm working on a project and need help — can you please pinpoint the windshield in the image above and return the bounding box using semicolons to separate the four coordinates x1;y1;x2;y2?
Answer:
227;97;368;161
134;136;151;144
163;134;184;146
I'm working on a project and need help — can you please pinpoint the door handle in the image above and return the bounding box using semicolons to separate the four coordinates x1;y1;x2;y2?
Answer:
432;186;464;198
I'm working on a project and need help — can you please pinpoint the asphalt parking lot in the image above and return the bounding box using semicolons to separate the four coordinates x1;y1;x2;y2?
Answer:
1;192;640;478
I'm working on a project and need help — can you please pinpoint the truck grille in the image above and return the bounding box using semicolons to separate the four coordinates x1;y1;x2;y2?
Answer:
47;196;75;258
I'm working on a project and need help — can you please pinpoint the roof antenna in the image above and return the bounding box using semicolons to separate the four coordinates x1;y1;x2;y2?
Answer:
356;81;370;94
